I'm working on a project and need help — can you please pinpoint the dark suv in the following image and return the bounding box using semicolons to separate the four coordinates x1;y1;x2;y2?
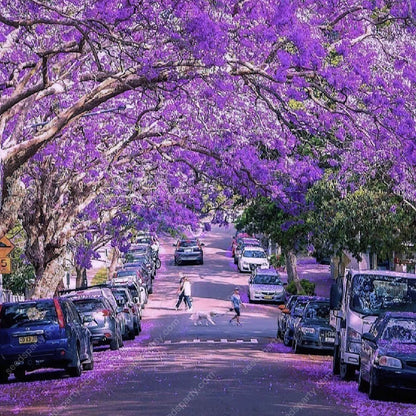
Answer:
174;239;204;265
0;298;94;383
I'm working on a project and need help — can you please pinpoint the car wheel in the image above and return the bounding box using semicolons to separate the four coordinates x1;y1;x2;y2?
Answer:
83;341;94;371
199;259;204;265
148;285;153;295
110;336;120;351
155;258;161;269
332;344;341;375
293;339;302;354
233;256;237;264
67;346;82;377
276;324;281;339
134;323;139;335
340;362;355;381
129;327;136;340
283;330;292;347
14;367;25;381
368;370;380;400
119;332;124;348
358;368;368;393
0;369;9;384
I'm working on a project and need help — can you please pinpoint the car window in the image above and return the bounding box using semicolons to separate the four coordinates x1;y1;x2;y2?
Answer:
179;240;198;248
72;298;106;313
0;301;58;328
253;275;282;285
382;318;416;343
304;303;330;320
243;250;266;258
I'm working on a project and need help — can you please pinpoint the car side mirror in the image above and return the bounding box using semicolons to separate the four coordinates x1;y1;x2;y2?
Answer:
362;332;376;343
330;281;343;310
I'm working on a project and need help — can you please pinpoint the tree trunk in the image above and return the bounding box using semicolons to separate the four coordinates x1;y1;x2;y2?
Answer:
283;249;303;294
30;258;65;299
108;247;120;279
75;266;88;288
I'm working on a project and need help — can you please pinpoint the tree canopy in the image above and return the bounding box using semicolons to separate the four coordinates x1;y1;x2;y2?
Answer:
1;1;416;295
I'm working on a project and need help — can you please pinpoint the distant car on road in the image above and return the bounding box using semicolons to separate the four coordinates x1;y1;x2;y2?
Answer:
248;267;286;303
237;246;269;272
234;237;262;264
292;298;335;354
0;298;94;383
173;238;204;265
358;312;416;399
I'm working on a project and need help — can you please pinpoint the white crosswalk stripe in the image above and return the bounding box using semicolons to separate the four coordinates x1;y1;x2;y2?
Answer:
161;339;258;345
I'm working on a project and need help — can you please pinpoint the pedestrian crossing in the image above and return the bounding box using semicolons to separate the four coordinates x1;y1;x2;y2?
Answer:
162;338;258;345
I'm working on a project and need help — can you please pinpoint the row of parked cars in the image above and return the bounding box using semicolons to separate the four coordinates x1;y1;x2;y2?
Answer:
232;232;270;272
0;233;160;383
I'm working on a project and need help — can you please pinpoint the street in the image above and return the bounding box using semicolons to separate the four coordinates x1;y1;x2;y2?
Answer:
1;226;416;416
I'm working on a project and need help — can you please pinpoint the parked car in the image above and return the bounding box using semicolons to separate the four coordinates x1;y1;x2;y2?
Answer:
110;286;141;339
67;295;124;351
248;267;286;303
135;234;161;269
173;238;204;265
61;286;125;349
234;237;261;264
231;232;251;257
0;297;94;382
111;274;148;307
292;298;335;354
276;295;301;339
358;312;416;399
237;246;269;272
280;295;316;346
122;260;153;293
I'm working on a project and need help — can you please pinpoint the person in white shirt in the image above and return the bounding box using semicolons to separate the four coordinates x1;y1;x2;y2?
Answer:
182;277;192;311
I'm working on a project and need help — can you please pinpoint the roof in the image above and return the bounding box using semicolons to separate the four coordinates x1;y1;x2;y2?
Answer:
254;268;279;276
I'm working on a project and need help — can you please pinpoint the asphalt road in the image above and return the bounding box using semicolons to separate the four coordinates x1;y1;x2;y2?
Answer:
1;226;416;416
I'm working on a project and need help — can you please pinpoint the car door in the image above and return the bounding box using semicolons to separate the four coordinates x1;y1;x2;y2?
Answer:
62;300;86;357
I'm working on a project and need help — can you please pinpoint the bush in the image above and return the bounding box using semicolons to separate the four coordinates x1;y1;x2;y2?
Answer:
91;267;108;286
286;279;316;295
269;254;285;268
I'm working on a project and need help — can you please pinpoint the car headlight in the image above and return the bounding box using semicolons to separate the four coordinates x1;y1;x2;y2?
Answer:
375;354;402;369
301;327;316;335
347;327;361;353
242;261;249;267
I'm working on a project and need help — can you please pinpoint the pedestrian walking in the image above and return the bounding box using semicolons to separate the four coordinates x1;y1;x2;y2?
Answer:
229;287;244;325
175;272;186;310
182;276;193;311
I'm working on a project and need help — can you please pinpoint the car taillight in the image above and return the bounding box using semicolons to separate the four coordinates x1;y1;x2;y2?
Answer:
53;298;66;328
101;309;111;317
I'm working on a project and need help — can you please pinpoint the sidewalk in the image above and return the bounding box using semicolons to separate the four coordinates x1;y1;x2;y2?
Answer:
278;256;333;298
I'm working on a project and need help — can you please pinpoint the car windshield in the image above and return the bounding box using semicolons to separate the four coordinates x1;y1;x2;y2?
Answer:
253;275;282;285
292;300;311;316
304;303;330;320
350;274;416;315
382;319;416;343
72;299;106;313
179;241;198;248
112;290;128;302
116;270;137;278
0;301;58;328
243;250;266;258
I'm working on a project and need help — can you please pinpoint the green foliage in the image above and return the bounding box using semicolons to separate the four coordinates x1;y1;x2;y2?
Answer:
306;176;416;262
91;267;108;286
3;247;35;295
269;254;285;268
236;197;310;254
286;279;316;295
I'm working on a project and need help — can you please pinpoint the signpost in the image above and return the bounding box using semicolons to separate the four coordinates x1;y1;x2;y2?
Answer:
0;236;14;303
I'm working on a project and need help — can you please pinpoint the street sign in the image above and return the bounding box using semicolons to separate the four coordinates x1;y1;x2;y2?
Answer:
0;257;11;274
0;236;14;257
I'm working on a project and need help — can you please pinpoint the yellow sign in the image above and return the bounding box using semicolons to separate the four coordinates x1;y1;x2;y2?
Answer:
0;236;14;257
0;257;11;274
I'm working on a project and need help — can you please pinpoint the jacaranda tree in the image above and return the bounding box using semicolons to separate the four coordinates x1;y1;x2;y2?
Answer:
1;1;415;296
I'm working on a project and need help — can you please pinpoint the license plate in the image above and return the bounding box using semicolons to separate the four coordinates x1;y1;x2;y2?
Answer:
185;249;192;253
325;337;335;343
19;335;38;344
264;295;273;299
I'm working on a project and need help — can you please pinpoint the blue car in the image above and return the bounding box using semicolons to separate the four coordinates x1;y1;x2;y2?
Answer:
359;312;416;399
0;297;94;383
